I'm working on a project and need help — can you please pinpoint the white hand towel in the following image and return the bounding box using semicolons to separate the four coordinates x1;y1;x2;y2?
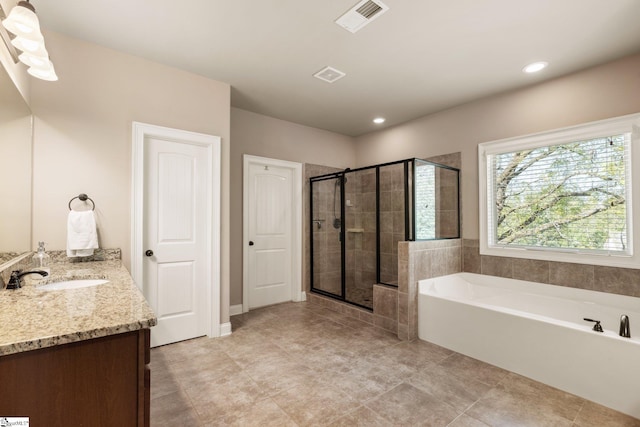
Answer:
67;210;99;257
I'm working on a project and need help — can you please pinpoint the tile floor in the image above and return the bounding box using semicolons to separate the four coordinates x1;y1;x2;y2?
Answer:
150;301;640;426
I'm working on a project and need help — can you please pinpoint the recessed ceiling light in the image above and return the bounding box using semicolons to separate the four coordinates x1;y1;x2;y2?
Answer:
523;61;548;73
373;117;385;124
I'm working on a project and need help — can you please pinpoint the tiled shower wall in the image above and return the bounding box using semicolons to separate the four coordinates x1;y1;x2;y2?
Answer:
435;167;459;238
307;162;409;308
306;154;464;340
309;239;464;340
462;239;640;298
345;169;376;302
378;163;406;285
398;239;462;340
310;178;342;295
342;164;406;304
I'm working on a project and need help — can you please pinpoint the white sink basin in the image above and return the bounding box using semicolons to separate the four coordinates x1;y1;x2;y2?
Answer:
38;279;109;291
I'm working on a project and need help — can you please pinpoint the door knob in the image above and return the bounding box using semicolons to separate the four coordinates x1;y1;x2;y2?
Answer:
249;241;254;246
145;250;154;257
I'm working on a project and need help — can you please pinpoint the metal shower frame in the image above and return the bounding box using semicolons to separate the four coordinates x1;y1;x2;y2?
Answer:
309;158;460;310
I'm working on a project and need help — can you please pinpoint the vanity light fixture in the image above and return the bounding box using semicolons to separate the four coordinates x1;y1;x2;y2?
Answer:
522;61;548;74
373;117;386;124
26;61;57;81
2;0;57;81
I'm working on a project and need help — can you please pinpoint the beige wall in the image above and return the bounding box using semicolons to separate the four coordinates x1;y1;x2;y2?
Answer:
354;52;640;240
29;31;232;321
230;107;355;305
18;29;640;319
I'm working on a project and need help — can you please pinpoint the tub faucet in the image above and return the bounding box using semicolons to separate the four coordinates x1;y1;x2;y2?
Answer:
583;318;603;332
6;269;49;290
619;315;630;338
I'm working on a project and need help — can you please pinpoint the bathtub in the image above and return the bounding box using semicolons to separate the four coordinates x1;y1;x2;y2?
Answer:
418;272;640;419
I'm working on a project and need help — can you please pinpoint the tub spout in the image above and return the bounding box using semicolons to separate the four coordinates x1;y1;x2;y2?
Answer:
619;315;630;338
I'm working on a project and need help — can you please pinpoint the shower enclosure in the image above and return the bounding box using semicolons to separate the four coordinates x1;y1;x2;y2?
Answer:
310;158;460;310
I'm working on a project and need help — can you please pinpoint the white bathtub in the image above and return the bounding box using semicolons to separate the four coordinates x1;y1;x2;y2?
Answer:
418;272;640;419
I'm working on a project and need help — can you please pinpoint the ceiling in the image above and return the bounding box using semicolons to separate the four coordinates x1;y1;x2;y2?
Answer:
32;0;640;137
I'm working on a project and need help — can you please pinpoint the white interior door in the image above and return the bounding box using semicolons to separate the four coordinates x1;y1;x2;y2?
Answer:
245;158;299;309
144;137;211;347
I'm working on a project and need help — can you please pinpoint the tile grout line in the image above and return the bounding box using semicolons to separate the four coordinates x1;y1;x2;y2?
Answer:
571;399;587;424
161;360;209;425
155;302;639;425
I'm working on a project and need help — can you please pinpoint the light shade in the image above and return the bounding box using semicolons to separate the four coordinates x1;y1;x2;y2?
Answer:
2;1;58;82
27;63;58;81
1;1;42;40
11;34;47;56
18;51;48;68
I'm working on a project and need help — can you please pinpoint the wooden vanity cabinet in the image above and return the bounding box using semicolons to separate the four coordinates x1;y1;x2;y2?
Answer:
0;329;151;427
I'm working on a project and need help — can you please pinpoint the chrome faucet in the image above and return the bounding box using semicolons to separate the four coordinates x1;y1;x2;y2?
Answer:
6;269;49;290
619;315;630;338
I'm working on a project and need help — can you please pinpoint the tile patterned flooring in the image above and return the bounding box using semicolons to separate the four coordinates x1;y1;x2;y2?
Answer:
150;301;640;426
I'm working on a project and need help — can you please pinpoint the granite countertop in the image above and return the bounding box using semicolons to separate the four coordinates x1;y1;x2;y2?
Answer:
0;260;157;356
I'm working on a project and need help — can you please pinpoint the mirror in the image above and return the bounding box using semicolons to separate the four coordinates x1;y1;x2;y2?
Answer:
0;63;33;265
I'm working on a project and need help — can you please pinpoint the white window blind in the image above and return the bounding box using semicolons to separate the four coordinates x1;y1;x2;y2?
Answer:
487;133;631;255
415;162;435;240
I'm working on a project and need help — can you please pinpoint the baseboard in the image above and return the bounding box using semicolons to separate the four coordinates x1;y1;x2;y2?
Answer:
228;297;303;318
229;304;243;316
219;322;232;337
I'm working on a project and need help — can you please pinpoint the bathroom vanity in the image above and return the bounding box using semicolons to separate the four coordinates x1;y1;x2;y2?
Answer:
0;260;156;426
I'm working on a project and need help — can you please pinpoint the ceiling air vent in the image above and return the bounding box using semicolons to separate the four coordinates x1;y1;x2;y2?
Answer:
335;0;389;33
313;66;346;83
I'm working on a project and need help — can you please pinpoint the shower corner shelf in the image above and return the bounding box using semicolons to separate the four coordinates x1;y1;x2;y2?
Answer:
346;228;365;233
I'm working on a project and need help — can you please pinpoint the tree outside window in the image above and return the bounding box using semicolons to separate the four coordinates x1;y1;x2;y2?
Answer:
479;113;640;268
490;135;628;253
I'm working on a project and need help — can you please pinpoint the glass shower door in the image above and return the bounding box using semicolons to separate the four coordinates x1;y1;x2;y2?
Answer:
310;176;343;298
344;169;375;308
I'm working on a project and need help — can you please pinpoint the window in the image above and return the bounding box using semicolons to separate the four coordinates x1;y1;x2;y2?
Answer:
479;113;640;268
415;161;436;239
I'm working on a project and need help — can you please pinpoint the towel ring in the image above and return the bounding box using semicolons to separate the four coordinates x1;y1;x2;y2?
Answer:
68;193;95;211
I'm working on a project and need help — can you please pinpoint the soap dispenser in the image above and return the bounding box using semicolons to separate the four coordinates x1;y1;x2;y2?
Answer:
32;241;51;276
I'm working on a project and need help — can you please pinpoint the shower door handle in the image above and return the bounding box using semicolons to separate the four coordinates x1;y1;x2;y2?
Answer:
249;241;254;246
